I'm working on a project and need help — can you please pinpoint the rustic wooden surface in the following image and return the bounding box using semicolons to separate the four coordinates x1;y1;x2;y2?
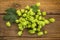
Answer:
0;0;60;40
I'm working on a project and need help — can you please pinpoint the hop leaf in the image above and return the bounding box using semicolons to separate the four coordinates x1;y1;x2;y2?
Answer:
3;8;18;23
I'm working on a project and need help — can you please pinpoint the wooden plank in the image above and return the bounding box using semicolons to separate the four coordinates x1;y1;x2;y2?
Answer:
0;0;60;14
0;37;60;40
0;15;60;38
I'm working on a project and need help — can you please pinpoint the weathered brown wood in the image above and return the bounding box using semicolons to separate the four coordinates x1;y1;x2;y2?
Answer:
0;37;59;40
0;0;60;40
0;0;60;14
0;15;60;38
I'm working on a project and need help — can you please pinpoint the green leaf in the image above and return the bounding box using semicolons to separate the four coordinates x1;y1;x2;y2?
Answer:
31;5;39;13
9;15;18;23
5;8;16;15
3;8;18;23
3;14;10;21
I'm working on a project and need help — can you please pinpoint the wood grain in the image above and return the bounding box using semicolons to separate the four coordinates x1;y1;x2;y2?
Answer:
0;15;60;38
0;0;60;14
0;0;60;40
0;37;60;40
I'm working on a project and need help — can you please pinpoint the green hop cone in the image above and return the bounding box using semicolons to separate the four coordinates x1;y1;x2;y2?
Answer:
6;21;11;27
31;20;36;23
19;26;24;31
20;9;25;13
35;19;39;22
18;23;21;26
15;19;19;23
18;31;22;36
27;24;31;28
21;21;27;26
28;9;35;16
38;25;43;29
25;10;28;13
44;30;48;34
18;24;24;31
37;9;41;15
35;15;39;19
31;23;36;28
23;13;27;17
38;16;42;20
49;18;55;23
41;17;46;21
37;26;43;32
33;28;36;31
16;10;22;16
28;30;35;34
29;16;34;21
38;21;45;27
42;11;46;16
37;9;41;12
30;12;35;16
36;28;41;32
19;17;26;22
44;19;50;24
37;32;44;36
36;2;40;7
37;12;41;15
25;5;30;10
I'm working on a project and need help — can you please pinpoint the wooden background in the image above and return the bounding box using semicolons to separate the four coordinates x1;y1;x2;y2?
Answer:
0;0;60;40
